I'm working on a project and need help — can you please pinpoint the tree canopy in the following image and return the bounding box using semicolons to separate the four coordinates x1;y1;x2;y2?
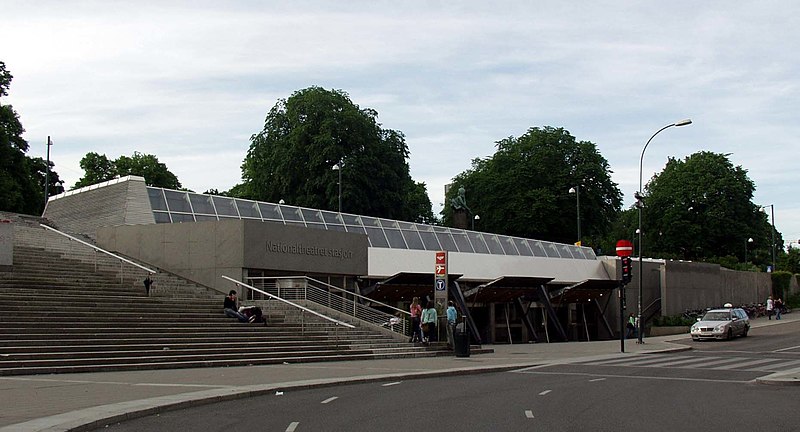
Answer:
641;151;780;264
74;151;182;190
239;87;433;222
0;61;63;215
444;126;622;245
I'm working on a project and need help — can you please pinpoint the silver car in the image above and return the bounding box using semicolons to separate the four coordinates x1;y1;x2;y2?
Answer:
690;308;750;341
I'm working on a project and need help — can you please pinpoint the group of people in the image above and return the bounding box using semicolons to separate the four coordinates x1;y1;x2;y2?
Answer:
766;295;787;320
625;313;640;339
408;297;459;348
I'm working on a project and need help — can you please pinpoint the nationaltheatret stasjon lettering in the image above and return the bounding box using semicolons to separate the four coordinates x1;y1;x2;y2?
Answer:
266;240;354;260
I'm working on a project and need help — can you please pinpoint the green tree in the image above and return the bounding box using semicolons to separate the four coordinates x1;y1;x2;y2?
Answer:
642;151;779;263
443;126;622;245
0;61;62;215
74;151;181;189
240;87;432;222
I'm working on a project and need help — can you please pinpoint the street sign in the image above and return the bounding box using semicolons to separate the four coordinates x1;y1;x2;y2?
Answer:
616;239;633;257
434;251;448;304
435;279;445;291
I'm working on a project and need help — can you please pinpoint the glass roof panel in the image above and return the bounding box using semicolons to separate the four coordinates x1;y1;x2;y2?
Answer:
148;189;167;211
543;242;561;258
582;248;597;259
570;246;587;259
467;232;489;254
401;230;425;250
497;235;520;255
195;214;219;222
483;234;505;255
384;229;407;248
258;203;282;221
326;224;346;232
419;230;441;250
236;199;261;219
189;193;216;215
397;221;415;230
361;216;380;227
321;211;344;225
451;230;474;253
170;212;195;222
164;190;191;213
379;218;400;229
213;196;239;216
558;244;576;258
341;214;361;226
527;240;548;257
301;208;324;224
345;225;366;235
153;211;171;223
435;231;458;252
280;206;303;222
364;226;389;247
415;223;434;232
514;238;533;256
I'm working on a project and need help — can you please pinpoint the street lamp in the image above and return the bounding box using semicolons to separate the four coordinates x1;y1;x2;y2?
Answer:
332;162;342;213
745;237;753;264
472;214;480;230
569;186;581;245
761;204;776;272
637;118;692;344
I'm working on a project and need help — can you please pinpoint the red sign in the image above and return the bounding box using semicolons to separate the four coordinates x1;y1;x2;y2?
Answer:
616;239;633;257
435;252;446;264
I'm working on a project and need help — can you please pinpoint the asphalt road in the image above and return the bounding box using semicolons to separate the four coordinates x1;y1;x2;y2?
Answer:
96;321;800;432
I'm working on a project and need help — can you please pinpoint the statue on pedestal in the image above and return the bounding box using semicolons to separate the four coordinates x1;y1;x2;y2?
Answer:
450;186;470;230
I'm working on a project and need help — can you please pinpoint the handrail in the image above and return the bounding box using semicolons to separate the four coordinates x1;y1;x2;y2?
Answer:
248;276;411;317
222;275;355;328
40;224;156;274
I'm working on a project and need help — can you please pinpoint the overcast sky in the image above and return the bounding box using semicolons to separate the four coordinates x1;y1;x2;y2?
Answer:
3;1;798;248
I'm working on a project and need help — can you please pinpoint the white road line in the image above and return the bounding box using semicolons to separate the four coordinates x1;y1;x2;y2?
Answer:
382;381;402;387
286;421;299;432
639;357;736;368
539;390;552;396
321;396;338;404
710;358;785;370
525;410;535;418
756;359;800;371
517;370;750;384
589;378;606;382
773;345;800;353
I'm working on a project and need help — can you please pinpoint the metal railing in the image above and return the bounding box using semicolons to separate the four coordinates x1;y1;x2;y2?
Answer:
39;224;155;283
222;276;355;334
247;276;410;337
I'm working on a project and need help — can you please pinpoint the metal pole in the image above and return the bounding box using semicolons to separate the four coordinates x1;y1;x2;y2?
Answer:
44;136;52;212
576;185;581;243
770;205;776;272
338;164;342;213
638;120;691;344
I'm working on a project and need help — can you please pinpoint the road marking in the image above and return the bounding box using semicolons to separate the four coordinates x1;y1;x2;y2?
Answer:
710;358;785;370
539;390;551;395
382;381;402;387
525;410;535;418
589;378;606;382
756;359;800;371
321;396;338;404
517;370;750;384
286;421;299;432
774;345;800;353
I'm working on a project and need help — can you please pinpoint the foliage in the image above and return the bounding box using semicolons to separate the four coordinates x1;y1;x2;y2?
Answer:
786;292;800;309
652;314;695;327
74;151;181;189
771;271;793;299
239;87;432;222
443;126;622;245
0;61;64;215
777;247;800;274
642;151;780;263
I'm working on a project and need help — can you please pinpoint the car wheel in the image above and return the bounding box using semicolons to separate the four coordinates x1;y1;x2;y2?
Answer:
742;327;749;337
727;329;733;340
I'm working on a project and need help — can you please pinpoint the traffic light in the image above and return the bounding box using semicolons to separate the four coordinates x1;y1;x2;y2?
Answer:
620;256;632;284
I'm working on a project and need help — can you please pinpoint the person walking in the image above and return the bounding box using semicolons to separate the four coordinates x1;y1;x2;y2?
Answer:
143;275;154;296
775;297;783;320
446;301;457;349
626;313;635;339
766;296;774;320
421;301;438;343
409;297;423;343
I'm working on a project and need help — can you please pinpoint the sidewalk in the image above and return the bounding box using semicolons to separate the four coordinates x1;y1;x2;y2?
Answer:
1;315;797;432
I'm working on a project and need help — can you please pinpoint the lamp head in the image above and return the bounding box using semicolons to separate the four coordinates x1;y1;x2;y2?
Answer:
674;119;692;127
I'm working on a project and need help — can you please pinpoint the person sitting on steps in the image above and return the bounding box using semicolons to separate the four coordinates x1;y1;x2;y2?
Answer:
223;290;248;322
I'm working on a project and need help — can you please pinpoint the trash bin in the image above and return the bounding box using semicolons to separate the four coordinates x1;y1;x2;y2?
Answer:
454;329;470;358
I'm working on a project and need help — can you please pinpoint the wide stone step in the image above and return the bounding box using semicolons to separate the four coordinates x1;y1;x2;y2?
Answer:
0;334;394;348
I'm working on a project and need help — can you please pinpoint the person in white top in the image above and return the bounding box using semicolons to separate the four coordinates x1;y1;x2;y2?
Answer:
766;296;774;320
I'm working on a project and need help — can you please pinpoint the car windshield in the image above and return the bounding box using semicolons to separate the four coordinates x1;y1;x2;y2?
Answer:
702;312;731;321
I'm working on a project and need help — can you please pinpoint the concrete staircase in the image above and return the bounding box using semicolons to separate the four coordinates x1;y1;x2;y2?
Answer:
0;216;473;376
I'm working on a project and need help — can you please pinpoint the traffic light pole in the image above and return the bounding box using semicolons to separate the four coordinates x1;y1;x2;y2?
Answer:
620;281;626;353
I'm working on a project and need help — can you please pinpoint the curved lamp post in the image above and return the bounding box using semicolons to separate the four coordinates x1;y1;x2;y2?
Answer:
332;162;342;213
569;186;581;245
637;119;692;344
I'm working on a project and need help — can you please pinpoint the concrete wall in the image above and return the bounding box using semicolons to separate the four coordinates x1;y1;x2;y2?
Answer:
97;219;369;293
0;222;12;269
44;176;154;238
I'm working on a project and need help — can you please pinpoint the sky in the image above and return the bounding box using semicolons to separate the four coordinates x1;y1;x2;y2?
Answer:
2;1;798;248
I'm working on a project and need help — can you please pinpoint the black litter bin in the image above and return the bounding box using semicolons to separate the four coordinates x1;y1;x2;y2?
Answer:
454;329;470;358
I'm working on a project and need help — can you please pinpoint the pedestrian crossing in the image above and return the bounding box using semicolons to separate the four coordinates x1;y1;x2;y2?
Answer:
575;354;800;373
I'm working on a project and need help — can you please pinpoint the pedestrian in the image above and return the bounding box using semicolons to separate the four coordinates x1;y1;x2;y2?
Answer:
409;297;423;343
775;298;783;320
626;313;635;339
223;290;248;322
421;301;438;343
766;296;774;320
143;275;154;296
446;301;457;349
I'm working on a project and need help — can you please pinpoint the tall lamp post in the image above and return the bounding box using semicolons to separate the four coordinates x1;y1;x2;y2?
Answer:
745;237;753;264
332;162;342;213
761;204;776;272
637;119;692;344
569;186;581;245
